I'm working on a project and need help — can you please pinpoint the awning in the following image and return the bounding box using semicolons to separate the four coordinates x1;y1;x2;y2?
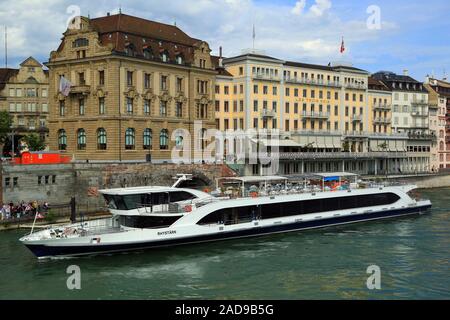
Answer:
258;139;303;148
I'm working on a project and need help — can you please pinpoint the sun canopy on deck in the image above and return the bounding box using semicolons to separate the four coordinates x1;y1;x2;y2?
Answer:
220;176;288;184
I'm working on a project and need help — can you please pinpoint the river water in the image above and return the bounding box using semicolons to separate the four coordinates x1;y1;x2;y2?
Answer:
0;188;449;300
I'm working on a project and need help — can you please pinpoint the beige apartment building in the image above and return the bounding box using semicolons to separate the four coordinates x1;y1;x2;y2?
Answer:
214;52;409;176
0;57;49;154
47;13;216;162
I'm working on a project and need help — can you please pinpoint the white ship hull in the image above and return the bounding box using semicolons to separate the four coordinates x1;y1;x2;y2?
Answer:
20;185;432;259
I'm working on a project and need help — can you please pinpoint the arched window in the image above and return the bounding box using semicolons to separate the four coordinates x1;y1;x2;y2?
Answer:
77;129;86;150
73;38;89;48
143;48;153;59
97;128;107;150
125;128;135;150
176;54;184;65
440;141;444;151
143;129;152;150
175;135;184;149
160;129;169;150
161;51;169;63
58;129;67;151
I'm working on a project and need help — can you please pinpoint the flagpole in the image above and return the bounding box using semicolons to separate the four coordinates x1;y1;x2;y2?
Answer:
4;25;7;68
252;24;255;52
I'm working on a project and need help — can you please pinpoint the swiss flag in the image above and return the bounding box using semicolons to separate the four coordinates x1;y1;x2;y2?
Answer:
340;37;345;53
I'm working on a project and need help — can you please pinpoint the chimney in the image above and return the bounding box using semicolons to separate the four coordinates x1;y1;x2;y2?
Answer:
403;69;409;76
218;46;223;68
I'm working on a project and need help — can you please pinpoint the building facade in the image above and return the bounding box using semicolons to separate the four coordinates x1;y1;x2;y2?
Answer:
372;71;434;173
0;57;49;154
424;77;450;170
214;52;411;176
47;13;216;162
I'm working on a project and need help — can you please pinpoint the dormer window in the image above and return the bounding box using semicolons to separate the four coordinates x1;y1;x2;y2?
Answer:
73;38;89;48
161;51;169;62
143;48;153;59
125;44;135;57
176;54;184;65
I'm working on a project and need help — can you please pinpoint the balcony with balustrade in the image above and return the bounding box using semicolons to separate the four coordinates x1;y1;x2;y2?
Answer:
373;103;391;111
301;111;330;119
344;83;367;90
408;132;437;141
284;77;341;88
411;98;428;106
351;115;363;122
270;151;408;160
411;111;429;118
253;73;280;82
373;117;392;125
261;109;276;118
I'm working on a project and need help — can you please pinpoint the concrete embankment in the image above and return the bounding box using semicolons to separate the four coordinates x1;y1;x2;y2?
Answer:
364;173;450;189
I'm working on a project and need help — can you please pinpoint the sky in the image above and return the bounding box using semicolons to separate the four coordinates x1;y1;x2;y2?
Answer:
0;0;449;81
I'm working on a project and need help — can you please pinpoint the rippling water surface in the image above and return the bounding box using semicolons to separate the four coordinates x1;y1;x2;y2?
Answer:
0;188;449;300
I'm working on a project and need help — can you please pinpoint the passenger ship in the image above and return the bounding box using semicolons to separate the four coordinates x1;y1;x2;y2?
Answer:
20;173;432;259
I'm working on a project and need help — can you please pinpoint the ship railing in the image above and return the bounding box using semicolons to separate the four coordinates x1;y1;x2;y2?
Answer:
136;203;185;214
77;218;125;236
220;180;413;200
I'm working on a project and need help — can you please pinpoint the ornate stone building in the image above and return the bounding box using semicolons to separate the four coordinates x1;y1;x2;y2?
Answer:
47;13;216;162
0;57;49;154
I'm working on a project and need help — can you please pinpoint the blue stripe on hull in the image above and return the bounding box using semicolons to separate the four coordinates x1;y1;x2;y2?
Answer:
26;205;431;258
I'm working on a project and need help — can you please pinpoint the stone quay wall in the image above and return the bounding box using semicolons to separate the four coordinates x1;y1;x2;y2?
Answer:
1;162;237;211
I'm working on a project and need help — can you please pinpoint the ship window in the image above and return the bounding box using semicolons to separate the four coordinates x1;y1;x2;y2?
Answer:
103;192;197;211
198;206;258;226
169;191;196;202
119;215;180;229
197;193;400;225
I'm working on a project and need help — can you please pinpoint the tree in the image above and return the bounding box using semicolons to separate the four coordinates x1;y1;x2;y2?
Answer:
0;111;13;144
22;133;46;151
0;111;13;157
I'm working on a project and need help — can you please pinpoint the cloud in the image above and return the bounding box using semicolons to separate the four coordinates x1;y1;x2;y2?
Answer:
291;0;306;16
0;0;446;80
310;0;332;17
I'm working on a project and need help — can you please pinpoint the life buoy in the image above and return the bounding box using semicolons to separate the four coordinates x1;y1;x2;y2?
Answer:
184;205;192;213
250;192;258;198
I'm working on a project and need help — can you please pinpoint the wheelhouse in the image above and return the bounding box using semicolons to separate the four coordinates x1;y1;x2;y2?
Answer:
103;190;197;211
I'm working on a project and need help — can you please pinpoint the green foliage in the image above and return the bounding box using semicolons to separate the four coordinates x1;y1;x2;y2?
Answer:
378;142;388;151
22;133;46;151
44;210;57;224
342;141;350;152
0;111;13;144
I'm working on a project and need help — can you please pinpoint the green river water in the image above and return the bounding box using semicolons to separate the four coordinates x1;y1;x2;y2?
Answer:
0;188;449;300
